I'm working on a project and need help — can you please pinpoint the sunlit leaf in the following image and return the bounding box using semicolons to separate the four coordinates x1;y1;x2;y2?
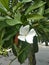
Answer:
6;12;22;26
22;0;32;3
0;2;8;14
0;0;9;10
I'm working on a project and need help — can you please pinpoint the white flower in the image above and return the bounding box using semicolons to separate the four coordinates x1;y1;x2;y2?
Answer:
6;48;12;52
18;25;37;44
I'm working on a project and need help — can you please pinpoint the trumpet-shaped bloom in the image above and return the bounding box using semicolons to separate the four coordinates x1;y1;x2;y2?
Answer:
18;25;37;44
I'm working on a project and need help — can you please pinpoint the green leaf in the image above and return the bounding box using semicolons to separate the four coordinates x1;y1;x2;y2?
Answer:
6;12;22;26
13;2;23;12
12;44;17;56
33;36;38;53
0;16;12;22
2;39;12;49
6;19;22;26
0;16;6;21
45;8;49;14
0;21;8;30
25;1;46;15
12;44;19;56
45;0;49;7
27;14;44;21
22;0;32;3
0;0;9;10
18;44;30;64
0;29;5;49
44;28;49;33
0;2;8;14
3;26;17;41
37;5;45;15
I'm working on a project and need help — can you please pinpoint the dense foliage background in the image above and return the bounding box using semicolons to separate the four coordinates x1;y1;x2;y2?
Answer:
0;0;49;64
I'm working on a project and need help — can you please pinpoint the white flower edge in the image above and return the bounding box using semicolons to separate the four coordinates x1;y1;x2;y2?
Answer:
6;48;12;52
19;25;30;35
25;29;37;44
18;25;37;44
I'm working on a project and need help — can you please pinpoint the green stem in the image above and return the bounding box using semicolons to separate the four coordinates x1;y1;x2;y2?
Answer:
28;45;36;65
28;53;36;65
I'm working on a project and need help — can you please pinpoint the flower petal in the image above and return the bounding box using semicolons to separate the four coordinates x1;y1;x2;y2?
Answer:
18;35;26;41
19;25;30;35
26;29;37;44
26;34;33;44
6;48;12;52
19;25;23;35
28;29;37;36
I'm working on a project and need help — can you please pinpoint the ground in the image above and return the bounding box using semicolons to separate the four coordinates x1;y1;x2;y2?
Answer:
0;44;49;65
36;45;49;65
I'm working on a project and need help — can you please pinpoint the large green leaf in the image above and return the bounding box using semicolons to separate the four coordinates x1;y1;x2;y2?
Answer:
0;16;6;21
0;0;9;10
6;19;22;26
6;12;22;26
27;14;44;21
18;43;30;64
0;2;8;14
25;1;46;15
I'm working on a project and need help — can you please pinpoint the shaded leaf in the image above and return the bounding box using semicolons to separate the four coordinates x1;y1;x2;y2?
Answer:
0;21;8;30
3;26;17;41
27;14;44;21
25;1;46;15
33;36;38;53
45;8;49;14
18;44;30;64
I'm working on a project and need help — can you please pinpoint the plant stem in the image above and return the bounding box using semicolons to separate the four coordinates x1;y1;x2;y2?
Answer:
28;53;36;65
28;45;36;65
